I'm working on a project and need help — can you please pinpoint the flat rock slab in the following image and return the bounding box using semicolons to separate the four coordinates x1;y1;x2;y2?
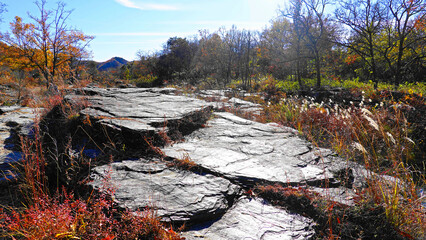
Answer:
195;90;263;114
90;158;240;223
0;106;40;183
163;112;337;186
0;106;41;155
183;197;314;240
68;87;213;134
0;106;39;137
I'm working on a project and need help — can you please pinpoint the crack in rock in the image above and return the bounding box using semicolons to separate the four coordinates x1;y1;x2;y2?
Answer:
163;112;340;187
32;88;383;238
90;158;241;224
182;197;314;240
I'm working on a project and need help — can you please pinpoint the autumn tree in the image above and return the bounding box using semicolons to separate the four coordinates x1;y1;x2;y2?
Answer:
259;17;296;80
279;0;335;89
335;0;387;88
280;0;309;88
292;0;307;88
0;2;7;63
381;0;426;88
218;26;258;88
301;0;334;88
135;50;159;78
0;0;93;89
0;42;34;99
240;30;258;89
191;30;225;85
157;37;197;82
219;25;241;84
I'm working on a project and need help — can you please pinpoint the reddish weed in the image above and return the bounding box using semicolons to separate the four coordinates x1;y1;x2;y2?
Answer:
167;153;198;170
0;188;183;239
0;100;184;239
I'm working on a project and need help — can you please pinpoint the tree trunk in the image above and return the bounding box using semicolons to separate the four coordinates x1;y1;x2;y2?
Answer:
394;37;405;90
296;58;303;90
43;71;50;89
296;41;304;90
245;33;251;90
315;52;321;89
368;32;378;89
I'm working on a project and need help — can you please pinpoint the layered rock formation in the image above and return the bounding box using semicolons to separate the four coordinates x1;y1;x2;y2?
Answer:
1;87;377;239
73;87;363;238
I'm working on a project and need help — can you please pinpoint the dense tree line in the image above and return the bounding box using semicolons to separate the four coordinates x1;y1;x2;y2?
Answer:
126;28;259;89
124;0;425;89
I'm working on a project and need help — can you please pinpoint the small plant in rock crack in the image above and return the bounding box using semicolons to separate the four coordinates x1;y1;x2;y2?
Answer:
167;153;198;170
25;90;89;120
145;136;166;157
158;119;173;146
255;185;320;215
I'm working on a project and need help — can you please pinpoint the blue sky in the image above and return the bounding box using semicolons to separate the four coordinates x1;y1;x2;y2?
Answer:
0;0;285;62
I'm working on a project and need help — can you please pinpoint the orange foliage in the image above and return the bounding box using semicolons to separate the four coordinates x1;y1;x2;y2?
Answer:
0;1;93;87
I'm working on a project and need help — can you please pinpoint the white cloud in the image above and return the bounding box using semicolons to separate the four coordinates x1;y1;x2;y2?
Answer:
115;0;179;11
160;20;268;31
197;21;268;30
93;32;195;37
95;41;158;45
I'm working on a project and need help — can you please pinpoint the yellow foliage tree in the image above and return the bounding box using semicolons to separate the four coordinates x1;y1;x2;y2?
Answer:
0;0;93;89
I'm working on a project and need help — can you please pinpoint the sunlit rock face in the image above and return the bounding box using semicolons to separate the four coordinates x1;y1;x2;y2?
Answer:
0;106;40;183
17;87;372;238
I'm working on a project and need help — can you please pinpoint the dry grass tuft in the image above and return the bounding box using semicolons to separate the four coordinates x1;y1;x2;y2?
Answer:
167;153;198;170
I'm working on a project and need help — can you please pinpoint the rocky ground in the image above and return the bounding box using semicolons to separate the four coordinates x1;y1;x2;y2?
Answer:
0;87;412;239
0;106;40;182
0;106;42;208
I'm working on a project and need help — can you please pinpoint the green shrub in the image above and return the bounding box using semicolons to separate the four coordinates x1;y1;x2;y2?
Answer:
132;74;159;88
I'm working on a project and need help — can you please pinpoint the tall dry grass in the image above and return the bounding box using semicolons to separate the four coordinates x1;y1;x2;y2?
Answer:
260;92;425;239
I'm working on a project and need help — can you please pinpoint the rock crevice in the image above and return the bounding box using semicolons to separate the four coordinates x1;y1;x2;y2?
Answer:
1;87;379;239
65;87;367;238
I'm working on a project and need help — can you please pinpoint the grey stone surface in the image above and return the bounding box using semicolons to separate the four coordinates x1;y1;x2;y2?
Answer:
0;106;40;183
66;87;214;147
226;97;263;114
90;158;240;223
196;89;230;102
69;87;213;130
163;112;338;186
183;197;314;240
64;87;372;238
0;106;39;133
195;89;263;114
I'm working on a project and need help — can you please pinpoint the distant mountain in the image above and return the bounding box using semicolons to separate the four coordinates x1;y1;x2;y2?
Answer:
97;57;128;71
